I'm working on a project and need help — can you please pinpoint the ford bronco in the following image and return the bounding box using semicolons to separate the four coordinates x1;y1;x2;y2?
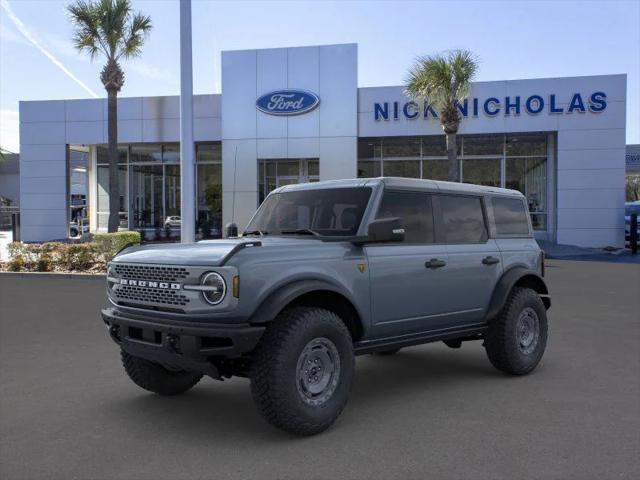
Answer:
102;177;550;435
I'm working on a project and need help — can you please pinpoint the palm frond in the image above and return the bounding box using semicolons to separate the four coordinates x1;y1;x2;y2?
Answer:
405;49;479;112
118;13;152;60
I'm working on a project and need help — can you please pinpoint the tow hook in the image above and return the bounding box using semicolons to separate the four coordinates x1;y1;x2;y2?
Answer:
108;324;121;342
167;334;179;353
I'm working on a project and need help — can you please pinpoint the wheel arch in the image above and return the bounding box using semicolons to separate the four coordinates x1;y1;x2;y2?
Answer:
249;280;365;341
486;267;550;322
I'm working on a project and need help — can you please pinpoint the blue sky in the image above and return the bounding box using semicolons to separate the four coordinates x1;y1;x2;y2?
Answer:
1;0;638;152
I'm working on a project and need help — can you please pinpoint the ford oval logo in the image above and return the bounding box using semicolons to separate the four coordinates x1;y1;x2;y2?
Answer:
256;90;320;116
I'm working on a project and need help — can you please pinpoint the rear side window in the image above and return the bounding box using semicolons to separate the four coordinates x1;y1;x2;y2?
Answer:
440;195;487;244
492;197;530;236
376;191;435;243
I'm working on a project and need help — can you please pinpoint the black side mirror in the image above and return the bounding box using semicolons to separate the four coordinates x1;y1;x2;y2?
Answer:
225;222;238;238
365;217;405;243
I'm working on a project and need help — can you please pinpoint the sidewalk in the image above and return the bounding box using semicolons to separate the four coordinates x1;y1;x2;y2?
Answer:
0;230;12;262
537;239;640;263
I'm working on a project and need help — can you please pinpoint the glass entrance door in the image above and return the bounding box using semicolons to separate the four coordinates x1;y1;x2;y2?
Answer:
258;158;319;203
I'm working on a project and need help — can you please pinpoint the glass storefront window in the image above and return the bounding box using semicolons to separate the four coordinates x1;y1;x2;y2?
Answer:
383;160;420;178
130;144;162;163
506;133;547;156
97;164;128;229
97;145;127;164
163;144;180;163
164;165;181;220
422;159;448;181
197;143;222;162
196;163;222;239
462;134;503;156
130;164;163;229
421;136;447;157
506;157;547;229
357;161;381;178
462;158;501;187
356;133;550;231
381;137;420;159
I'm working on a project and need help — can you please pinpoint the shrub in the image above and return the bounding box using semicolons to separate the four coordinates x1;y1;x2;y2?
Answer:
94;231;141;262
36;254;53;272
8;255;25;272
59;243;100;271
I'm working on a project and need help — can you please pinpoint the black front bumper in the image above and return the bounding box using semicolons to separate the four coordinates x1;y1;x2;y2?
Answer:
102;307;265;376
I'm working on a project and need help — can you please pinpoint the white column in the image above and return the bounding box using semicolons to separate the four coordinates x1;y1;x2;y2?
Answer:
179;0;195;243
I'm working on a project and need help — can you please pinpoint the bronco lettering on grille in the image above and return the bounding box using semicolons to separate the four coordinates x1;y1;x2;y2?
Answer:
119;279;181;290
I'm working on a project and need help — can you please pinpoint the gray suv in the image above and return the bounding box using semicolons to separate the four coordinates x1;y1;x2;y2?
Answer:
102;178;550;435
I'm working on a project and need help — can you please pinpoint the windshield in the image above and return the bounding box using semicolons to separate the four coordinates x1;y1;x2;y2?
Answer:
245;187;372;237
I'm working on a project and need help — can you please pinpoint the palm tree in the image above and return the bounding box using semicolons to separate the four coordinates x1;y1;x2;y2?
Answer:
405;50;478;182
68;0;152;232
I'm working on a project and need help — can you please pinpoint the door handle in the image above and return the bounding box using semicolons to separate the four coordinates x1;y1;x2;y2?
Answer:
425;258;446;269
482;256;500;265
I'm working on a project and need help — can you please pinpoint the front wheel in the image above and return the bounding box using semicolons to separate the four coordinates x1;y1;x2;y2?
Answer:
484;287;548;375
250;307;355;435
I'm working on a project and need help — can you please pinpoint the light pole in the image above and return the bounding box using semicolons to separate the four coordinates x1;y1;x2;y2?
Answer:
179;0;195;243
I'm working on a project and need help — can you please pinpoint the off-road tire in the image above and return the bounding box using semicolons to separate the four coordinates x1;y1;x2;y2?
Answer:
250;307;355;436
485;287;548;375
375;348;401;356
121;350;202;395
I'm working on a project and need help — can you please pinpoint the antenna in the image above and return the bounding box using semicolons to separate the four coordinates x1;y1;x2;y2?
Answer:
231;145;238;222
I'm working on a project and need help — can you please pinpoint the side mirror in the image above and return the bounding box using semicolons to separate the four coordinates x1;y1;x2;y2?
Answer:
225;222;238;238
365;217;405;243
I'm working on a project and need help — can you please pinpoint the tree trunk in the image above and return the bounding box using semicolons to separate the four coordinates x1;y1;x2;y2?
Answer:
107;90;120;233
446;132;459;182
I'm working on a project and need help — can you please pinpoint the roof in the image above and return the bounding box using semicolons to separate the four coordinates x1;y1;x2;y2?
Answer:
277;177;524;197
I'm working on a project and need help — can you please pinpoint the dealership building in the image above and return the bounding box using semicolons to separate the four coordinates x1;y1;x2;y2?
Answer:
18;43;627;247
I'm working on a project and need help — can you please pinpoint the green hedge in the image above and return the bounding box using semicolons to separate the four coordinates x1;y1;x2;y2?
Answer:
3;231;140;272
94;231;140;262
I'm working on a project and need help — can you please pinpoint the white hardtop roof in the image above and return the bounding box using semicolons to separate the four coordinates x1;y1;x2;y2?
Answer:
276;177;524;197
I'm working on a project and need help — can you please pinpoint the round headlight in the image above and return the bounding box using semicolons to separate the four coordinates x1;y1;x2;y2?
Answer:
201;272;226;305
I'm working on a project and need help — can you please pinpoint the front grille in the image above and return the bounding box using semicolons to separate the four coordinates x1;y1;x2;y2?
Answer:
115;284;190;307
113;264;189;282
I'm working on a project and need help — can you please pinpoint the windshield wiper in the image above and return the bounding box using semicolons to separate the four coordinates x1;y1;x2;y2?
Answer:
242;229;267;236
280;228;321;237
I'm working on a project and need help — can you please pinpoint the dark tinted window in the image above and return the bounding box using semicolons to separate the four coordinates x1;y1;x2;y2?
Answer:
440;195;487;244
376;191;435;243
492;197;530;236
245;187;371;236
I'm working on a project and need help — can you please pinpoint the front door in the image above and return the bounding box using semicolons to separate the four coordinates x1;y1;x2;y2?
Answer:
366;191;455;338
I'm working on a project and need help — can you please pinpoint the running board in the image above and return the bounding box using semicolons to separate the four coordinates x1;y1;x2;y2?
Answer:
354;324;487;355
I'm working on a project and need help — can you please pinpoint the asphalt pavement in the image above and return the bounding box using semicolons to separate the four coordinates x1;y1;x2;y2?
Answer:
1;259;639;480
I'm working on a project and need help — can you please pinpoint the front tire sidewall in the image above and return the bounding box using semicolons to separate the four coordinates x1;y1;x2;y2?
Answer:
250;307;355;435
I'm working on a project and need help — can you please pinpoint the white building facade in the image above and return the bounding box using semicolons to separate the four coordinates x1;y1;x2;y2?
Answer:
19;43;627;247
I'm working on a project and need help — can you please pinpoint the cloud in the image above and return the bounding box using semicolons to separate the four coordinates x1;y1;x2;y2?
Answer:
0;109;19;153
0;0;99;98
128;61;179;86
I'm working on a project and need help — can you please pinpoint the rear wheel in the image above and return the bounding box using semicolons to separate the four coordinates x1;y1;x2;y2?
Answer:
484;287;548;375
121;350;202;395
250;307;355;435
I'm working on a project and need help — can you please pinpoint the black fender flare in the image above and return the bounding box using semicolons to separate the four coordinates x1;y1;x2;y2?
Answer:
485;267;550;321
249;279;362;326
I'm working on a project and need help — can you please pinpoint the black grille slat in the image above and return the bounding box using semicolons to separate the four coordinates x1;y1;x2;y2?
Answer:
115;285;189;306
113;264;189;282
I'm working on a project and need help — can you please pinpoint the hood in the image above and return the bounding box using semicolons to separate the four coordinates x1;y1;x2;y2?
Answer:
112;236;328;266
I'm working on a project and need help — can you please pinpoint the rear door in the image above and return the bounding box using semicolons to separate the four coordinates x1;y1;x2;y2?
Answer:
439;194;502;325
366;190;454;338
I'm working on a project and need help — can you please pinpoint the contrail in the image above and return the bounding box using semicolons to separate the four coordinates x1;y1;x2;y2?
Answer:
1;0;100;98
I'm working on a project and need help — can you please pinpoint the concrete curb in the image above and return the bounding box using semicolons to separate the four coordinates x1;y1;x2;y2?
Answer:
0;271;105;280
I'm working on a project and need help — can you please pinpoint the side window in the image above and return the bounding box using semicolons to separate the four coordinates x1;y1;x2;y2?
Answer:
376;191;435;243
492;197;531;236
440;195;487;244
